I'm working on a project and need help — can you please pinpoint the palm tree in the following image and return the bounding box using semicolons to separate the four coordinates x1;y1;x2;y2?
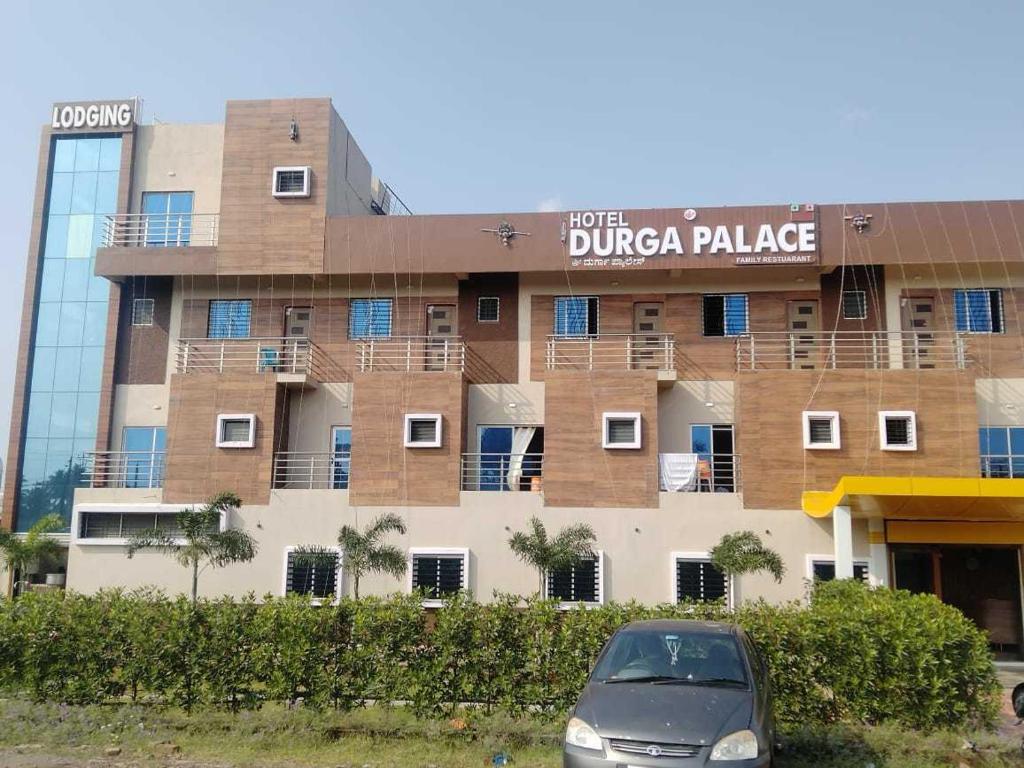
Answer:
508;517;596;597
336;513;407;599
709;530;785;583
0;513;64;597
125;491;257;603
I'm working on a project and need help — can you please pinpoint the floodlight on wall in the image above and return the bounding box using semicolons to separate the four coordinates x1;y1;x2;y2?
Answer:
289;118;299;142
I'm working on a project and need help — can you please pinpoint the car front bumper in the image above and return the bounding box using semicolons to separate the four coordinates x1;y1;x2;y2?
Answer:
563;742;771;768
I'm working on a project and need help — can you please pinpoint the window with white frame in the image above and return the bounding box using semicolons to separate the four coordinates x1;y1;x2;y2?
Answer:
673;553;730;606
283;547;340;602
841;290;867;320
702;294;749;337
603;412;641;449
216;413;256;448
878;411;916;451
272;166;311;198
546;553;603;606
404;414;442;448
809;557;869;583
132;298;155;326
409;548;468;604
477;296;500;323
72;504;222;545
953;288;1003;333
803;411;840;450
553;296;599;337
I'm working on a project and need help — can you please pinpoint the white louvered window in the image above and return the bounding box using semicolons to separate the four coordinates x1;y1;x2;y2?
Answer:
410;548;468;605
216;413;256;448
802;411;840;450
841;290;867;320
879;411;917;451
284;548;340;602
673;554;730;606
404;414;442;448
603;412;641;449
546;553;603;606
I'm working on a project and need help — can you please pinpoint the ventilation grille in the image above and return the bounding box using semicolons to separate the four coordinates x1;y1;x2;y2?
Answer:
409;419;439;444
547;557;599;603
884;417;912;446
676;560;728;603
807;418;834;444
606;418;637;444
286;551;339;599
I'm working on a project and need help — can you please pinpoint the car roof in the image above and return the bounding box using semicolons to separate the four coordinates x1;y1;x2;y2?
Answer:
617;619;740;635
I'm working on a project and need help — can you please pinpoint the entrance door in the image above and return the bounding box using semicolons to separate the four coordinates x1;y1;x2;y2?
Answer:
631;302;664;369
901;297;935;368
787;300;820;369
425;304;456;371
279;307;313;373
284;306;313;338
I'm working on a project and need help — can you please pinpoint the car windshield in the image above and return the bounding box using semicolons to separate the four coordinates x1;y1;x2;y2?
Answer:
590;629;749;687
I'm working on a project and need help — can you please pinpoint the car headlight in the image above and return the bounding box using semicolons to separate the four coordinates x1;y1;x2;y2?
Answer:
710;729;758;761
564;716;602;751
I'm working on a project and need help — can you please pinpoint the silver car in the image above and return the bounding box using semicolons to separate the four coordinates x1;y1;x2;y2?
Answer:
563;620;774;767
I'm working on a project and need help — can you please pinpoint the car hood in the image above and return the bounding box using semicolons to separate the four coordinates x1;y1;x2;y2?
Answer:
574;682;753;747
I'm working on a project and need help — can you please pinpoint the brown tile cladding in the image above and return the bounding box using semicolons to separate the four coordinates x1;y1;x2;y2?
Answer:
114;277;172;385
458;273;518;383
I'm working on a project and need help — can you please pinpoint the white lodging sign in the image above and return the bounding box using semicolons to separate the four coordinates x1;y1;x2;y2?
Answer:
50;100;136;131
565;209;817;268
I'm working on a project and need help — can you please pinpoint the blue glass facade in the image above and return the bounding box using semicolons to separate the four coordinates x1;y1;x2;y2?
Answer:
17;135;122;531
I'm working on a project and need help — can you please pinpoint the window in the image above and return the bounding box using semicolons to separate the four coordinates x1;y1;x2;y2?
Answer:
878;411;917;451
954;289;1003;333
349;298;393;338
272;166;311;198
73;504;220;545
690;424;736;492
216;413;256;448
140;191;194;247
331;426;352;490
208;300;252;338
546;553;603;606
477;296;500;323
553;296;599;337
702;294;748;337
809;557;869;583
121;426;166;488
803;411;840;450
673;553;730;606
409;548;468;605
404;414;442;448
474;425;544;491
132;298;155;327
283;547;340;602
979;426;1024;478
603;412;641;449
841;290;867;320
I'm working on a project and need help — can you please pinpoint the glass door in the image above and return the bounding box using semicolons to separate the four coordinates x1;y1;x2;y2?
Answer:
121;426;167;488
141;191;194;246
331;426;352;489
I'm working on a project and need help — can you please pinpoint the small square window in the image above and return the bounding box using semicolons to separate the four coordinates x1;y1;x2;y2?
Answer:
810;558;869;583
672;553;731;606
803;411;840;450
702;294;748;337
216;413;256;448
404;414;442;448
283;547;341;603
477;296;500;323
409;548;468;606
603;412;641;449
879;411;917;451
132;298;155;326
546;552;604;607
272;166;311;198
841;290;867;320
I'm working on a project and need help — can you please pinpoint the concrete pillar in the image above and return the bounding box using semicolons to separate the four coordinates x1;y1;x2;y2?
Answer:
833;505;854;579
868;518;889;587
883;265;905;369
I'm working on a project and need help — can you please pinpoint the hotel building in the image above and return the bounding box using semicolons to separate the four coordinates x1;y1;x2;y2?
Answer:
5;97;1024;655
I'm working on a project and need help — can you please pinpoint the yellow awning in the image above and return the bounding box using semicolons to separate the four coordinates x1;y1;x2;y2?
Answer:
801;476;1024;520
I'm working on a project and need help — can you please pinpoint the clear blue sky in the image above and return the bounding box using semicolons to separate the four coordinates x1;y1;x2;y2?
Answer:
0;1;1021;464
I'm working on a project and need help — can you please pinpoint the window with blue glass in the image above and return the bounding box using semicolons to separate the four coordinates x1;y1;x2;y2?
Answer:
348;298;393;338
954;289;1003;333
475;426;543;491
702;294;748;336
979;426;1024;478
16;135;121;531
553;296;599;337
690;424;736;492
141;192;194;246
121;427;166;488
208;300;252;338
331;426;352;489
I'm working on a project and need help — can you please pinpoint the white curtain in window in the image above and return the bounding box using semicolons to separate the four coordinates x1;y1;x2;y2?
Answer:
506;426;537;491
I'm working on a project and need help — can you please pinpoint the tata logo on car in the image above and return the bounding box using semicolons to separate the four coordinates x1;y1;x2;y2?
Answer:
51;100;135;131
645;745;663;757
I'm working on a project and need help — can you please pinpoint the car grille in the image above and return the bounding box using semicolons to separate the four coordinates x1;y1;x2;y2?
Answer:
608;739;702;758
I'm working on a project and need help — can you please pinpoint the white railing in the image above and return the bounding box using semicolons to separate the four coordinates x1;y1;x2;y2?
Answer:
101;213;219;247
81;451;165;489
659;453;740;493
356;336;465;373
461;453;544;491
545;334;676;372
735;331;969;371
176;337;321;376
273;452;351;489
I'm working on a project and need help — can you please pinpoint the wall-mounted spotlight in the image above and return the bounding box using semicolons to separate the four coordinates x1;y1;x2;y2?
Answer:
289;118;299;142
844;213;873;233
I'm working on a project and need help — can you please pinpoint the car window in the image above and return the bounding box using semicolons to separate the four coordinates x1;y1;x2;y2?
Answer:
591;629;748;686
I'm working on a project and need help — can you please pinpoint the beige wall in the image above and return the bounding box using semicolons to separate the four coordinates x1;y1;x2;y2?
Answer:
326;110;374;215
657;381;735;453
466;382;545;446
131;124;224;215
976;378;1024;426
287;383;353;452
110;384;169;450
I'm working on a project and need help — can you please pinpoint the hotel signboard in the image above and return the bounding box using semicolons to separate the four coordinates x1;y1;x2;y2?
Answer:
50;99;137;132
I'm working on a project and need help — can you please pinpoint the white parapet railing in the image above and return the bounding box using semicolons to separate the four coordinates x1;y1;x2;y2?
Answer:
101;213;219;247
545;334;675;372
461;453;544;491
81;451;166;489
356;336;465;373
272;452;351;489
176;337;321;376
735;331;969;371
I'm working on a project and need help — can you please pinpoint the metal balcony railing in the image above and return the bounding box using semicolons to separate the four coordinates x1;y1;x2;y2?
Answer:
660;453;740;493
176;337;321;376
272;452;351;489
81;451;165;489
735;331;969;371
101;213;219;247
356;336;465;373
461;453;544;491
545;334;676;372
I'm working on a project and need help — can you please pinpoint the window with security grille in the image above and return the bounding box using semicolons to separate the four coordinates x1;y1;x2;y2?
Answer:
411;553;465;600
884;417;910;446
273;167;310;197
132;298;155;326
812;560;869;583
349;298;393;338
553;296;599;337
477;296;500;323
953;289;1003;333
285;550;339;600
841;290;867;320
702;294;748;336
547;557;600;604
675;558;729;604
79;511;182;539
879;411;916;450
208;300;252;338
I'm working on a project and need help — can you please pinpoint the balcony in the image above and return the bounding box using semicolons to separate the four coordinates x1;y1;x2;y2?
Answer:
545;334;676;373
735;332;969;371
272;452;350;489
176;337;324;382
461;453;544;491
101;213;219;247
659;453;740;493
356;336;465;373
81;451;165;489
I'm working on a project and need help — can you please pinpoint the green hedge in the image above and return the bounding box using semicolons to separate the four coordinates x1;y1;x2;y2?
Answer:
0;581;999;729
